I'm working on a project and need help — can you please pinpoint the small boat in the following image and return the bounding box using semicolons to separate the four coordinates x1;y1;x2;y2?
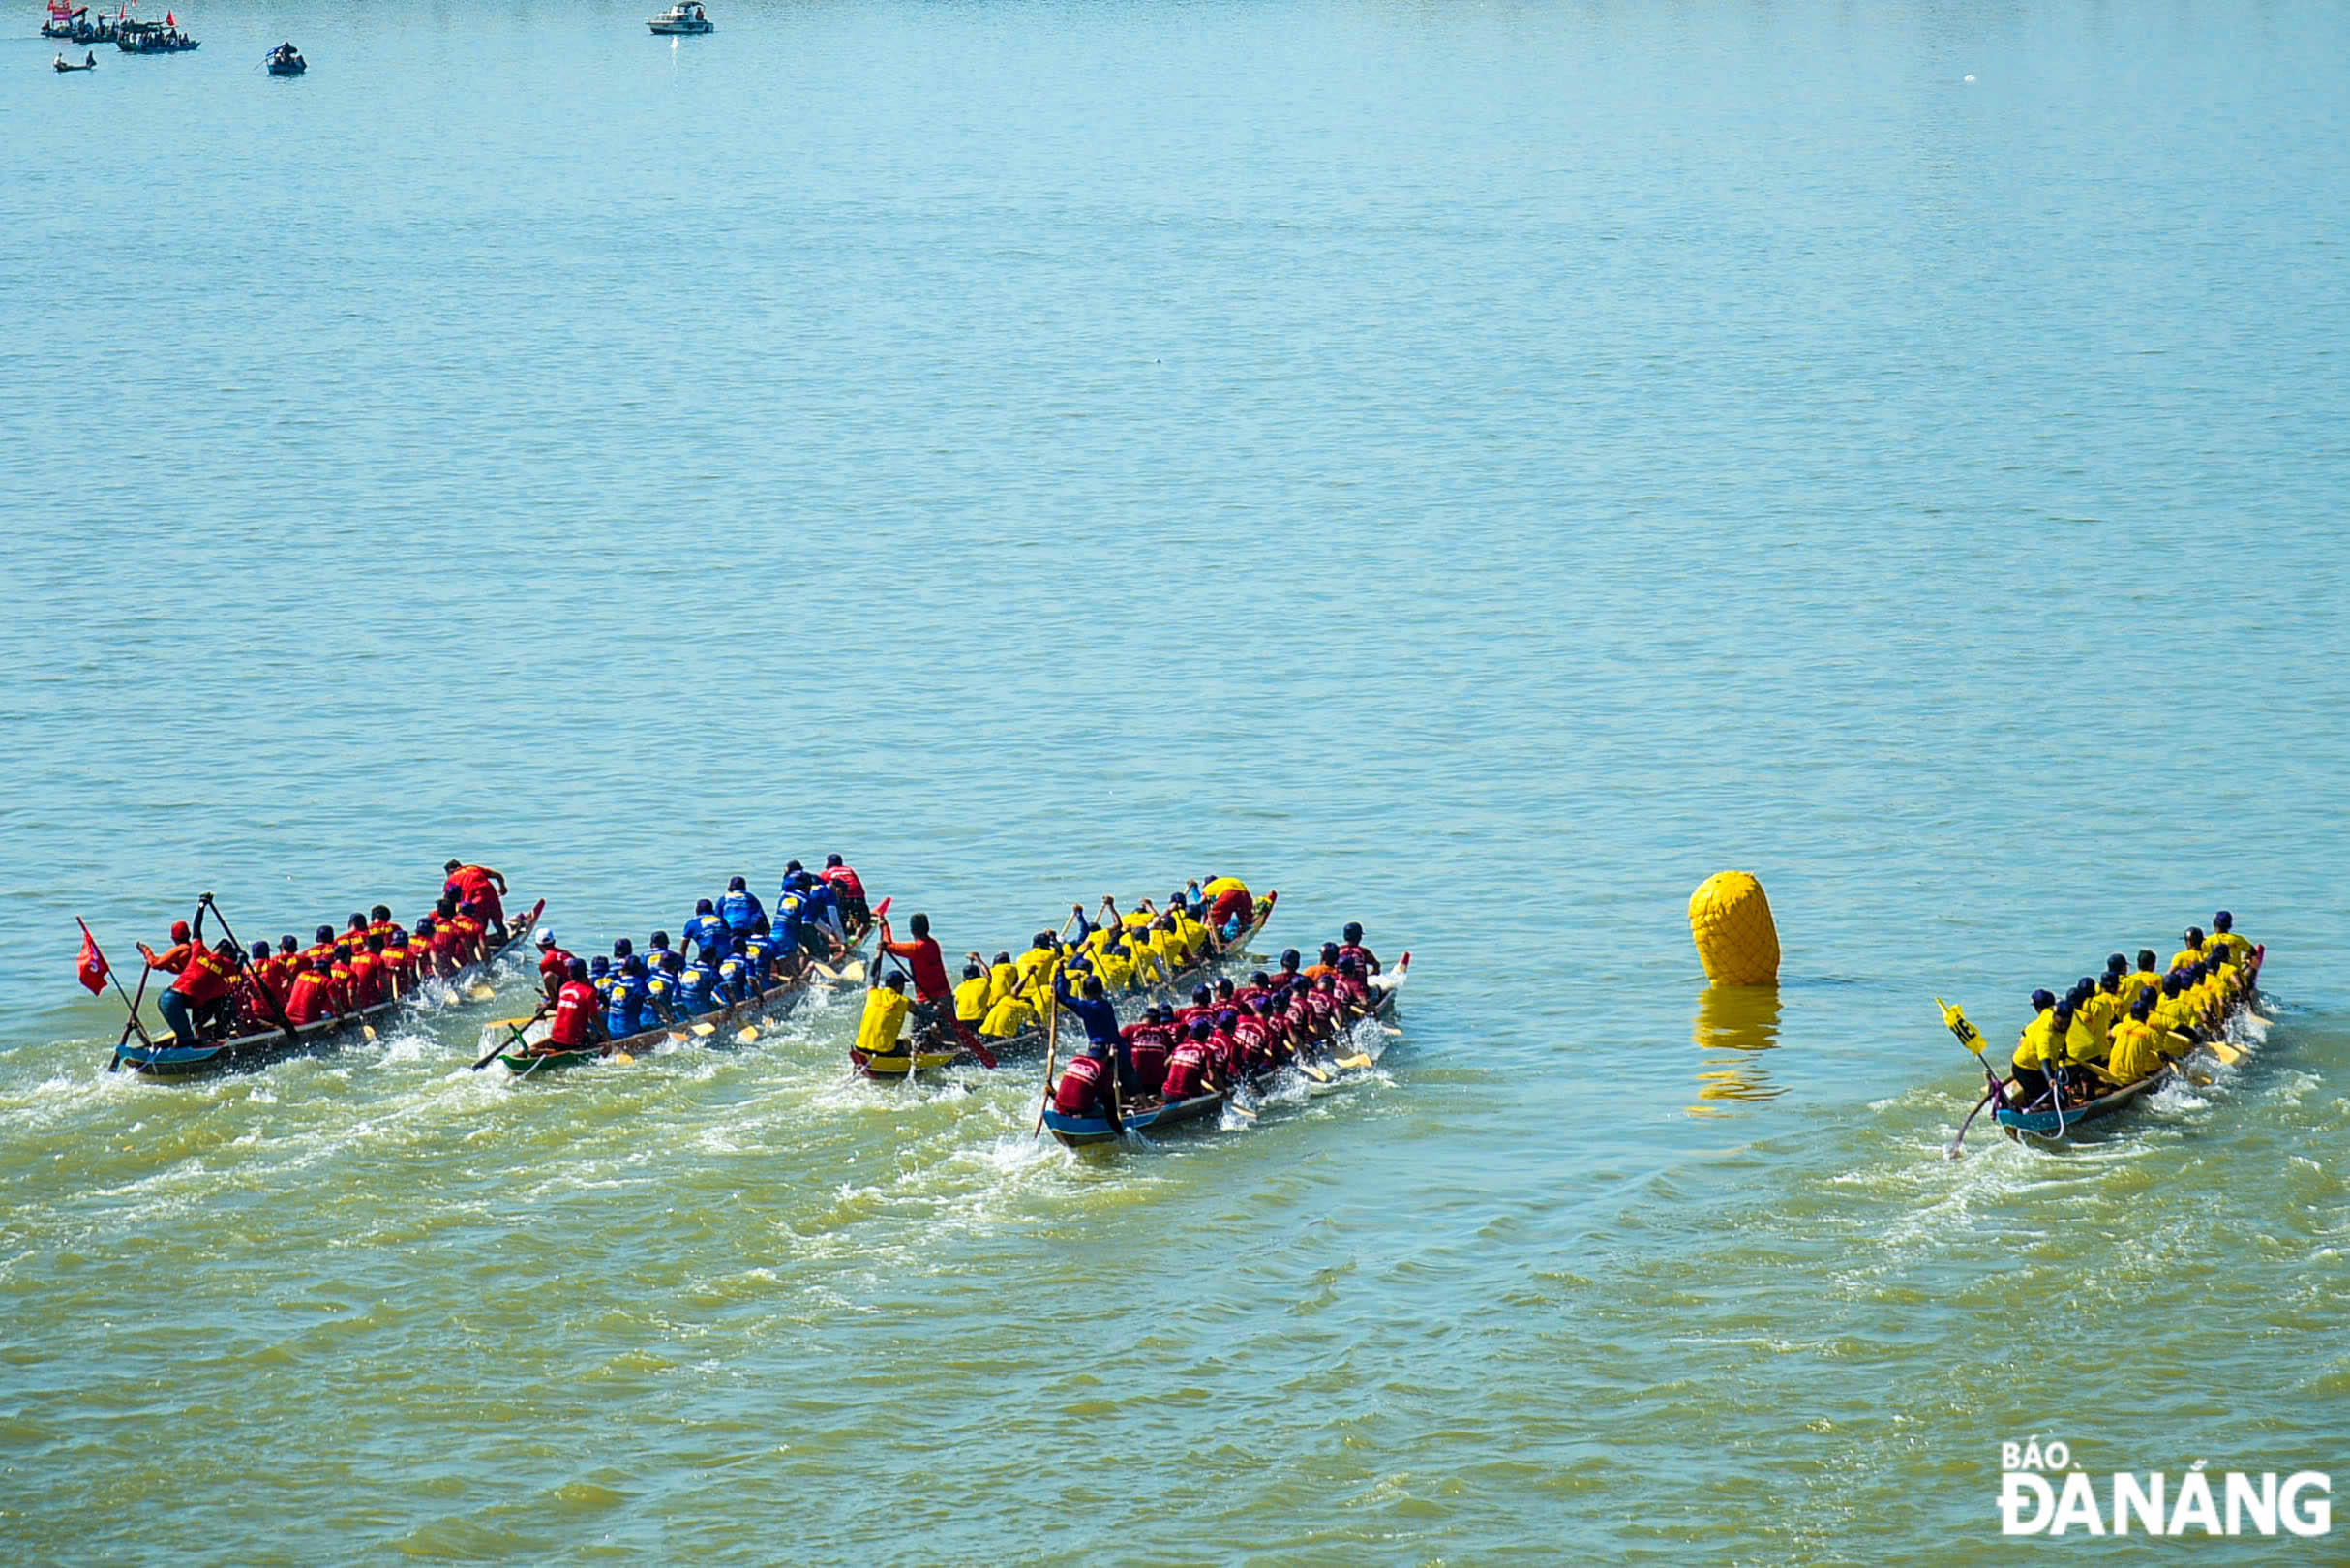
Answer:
490;916;876;1075
265;45;304;75
1991;945;2263;1143
41;4;87;38
117;901;545;1078
1041;953;1407;1147
647;2;711;34
55;53;97;70
115;18;195;52
851;892;1281;1077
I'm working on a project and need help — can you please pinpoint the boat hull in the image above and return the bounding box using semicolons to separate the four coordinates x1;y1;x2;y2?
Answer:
118;901;545;1078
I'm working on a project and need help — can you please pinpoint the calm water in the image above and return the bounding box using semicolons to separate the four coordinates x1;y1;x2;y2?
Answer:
4;0;2348;1559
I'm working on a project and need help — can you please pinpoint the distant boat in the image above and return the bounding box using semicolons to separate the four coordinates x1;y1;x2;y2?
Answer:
266;43;305;75
54;51;97;71
116;17;196;52
647;2;712;34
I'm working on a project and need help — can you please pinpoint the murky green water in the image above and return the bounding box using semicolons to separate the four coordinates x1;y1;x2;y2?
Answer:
5;0;2347;1558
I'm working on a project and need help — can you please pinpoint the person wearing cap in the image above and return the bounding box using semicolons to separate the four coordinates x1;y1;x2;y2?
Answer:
953;960;992;1028
717;875;765;938
1160;1023;1217;1100
426;901;464;971
534;929;574;1004
367;904;397;945
302;922;338;973
2102;992;2169;1084
349;933;389;1010
2151;973;2206;1046
138;919;196;980
544;959;604;1054
741;918;781;988
797;872;848;950
604;955;654;1041
448;901;488;966
979;983;1038;1042
856;971;914;1065
2170;927;2209;973
1336;922;1382;977
645;930;676;973
675;947;721;1015
283;954;336;1027
2209;911;2254;963
440;859;509;944
2116;950;2162;1008
2006;989;2059;1106
714;935;756;1008
822;854;870;927
682;898;728;969
645;951;687;1027
1049;1040;1122;1128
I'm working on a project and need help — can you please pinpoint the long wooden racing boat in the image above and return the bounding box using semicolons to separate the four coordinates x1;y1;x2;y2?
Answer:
853;892;1280;1077
118;900;546;1079
1042;950;1407;1146
491;917;876;1076
1992;945;2263;1142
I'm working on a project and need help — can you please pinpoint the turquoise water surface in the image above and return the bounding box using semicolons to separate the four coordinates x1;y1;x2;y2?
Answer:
4;0;2348;1559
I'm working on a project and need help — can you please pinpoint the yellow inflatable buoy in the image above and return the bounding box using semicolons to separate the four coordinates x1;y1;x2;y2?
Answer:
1688;871;1780;985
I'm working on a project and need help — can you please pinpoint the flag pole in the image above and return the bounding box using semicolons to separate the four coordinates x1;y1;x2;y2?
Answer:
77;916;159;1067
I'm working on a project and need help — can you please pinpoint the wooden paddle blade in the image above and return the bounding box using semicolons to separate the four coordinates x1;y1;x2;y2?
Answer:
1334;1054;1372;1070
692;1023;716;1037
836;960;866;984
737;1026;759;1043
467;983;497;1002
613;1052;634;1065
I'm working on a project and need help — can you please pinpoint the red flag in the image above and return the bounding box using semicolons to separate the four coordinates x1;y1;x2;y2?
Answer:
164;8;172;22
77;927;111;996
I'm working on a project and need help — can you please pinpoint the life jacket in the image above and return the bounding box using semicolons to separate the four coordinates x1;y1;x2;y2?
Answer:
1052;1053;1107;1115
822;864;866;900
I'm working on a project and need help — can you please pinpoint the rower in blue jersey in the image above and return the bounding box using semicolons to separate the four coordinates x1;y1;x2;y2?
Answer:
645;951;686;1024
799;873;847;946
675;950;720;1014
589;953;615;1002
611;935;635;973
718;876;764;937
682;898;729;968
644;930;675;974
1054;970;1130;1085
714;935;755;1007
605;955;654;1039
742;919;778;987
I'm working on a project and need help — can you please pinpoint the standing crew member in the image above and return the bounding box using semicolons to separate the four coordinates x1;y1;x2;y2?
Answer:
1202;875;1252;937
441;860;511;945
880;912;994;1065
683;899;729;967
717;875;765;938
535;929;574;1004
1336;922;1382;977
823;854;870;927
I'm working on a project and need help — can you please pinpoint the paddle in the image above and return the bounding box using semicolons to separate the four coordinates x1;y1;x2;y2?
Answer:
86;917;157;1070
1032;968;1060;1138
469;1004;549;1070
1935;999;2013;1158
201;894;303;1048
2175;1028;2244;1067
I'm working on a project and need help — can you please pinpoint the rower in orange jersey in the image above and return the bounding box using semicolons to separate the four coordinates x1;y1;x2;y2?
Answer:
879;912;995;1067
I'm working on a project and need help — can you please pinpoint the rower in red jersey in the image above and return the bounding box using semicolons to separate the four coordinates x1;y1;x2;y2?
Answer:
1335;922;1382;977
1160;1026;1216;1100
138;920;196;980
365;904;396;945
349;935;389;1010
543;959;601;1053
820;854;869;928
284;957;335;1026
302;923;338;974
1205;1011;1242;1076
879;912;991;1063
534;928;575;1004
448;900;488;965
442;860;510;945
1124;1006;1174;1096
325;945;356;1014
1050;1042;1120;1128
427;911;462;974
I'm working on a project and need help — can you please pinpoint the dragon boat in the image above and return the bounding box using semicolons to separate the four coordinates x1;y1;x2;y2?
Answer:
488;913;877;1076
1041;952;1408;1147
117;901;545;1079
852;892;1280;1078
1986;945;2263;1144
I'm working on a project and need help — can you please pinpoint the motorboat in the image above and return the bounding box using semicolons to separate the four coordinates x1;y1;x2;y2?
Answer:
648;2;712;34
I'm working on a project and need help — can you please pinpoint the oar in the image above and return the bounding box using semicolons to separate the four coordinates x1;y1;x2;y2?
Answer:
1032;974;1060;1138
2175;1028;2244;1067
1935;998;2014;1157
87;918;156;1070
469;1004;549;1070
201;894;304;1048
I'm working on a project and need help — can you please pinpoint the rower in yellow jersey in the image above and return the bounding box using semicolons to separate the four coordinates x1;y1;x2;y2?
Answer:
856;973;914;1060
953;960;992;1029
2208;910;2254;963
1014;932;1060;990
2151;973;2205;1045
1094;936;1137;995
2008;989;2060;1105
2075;974;2124;1066
985;950;1020;1009
2170;926;2210;973
2117;949;2164;1008
2103;992;2170;1084
979;988;1039;1040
